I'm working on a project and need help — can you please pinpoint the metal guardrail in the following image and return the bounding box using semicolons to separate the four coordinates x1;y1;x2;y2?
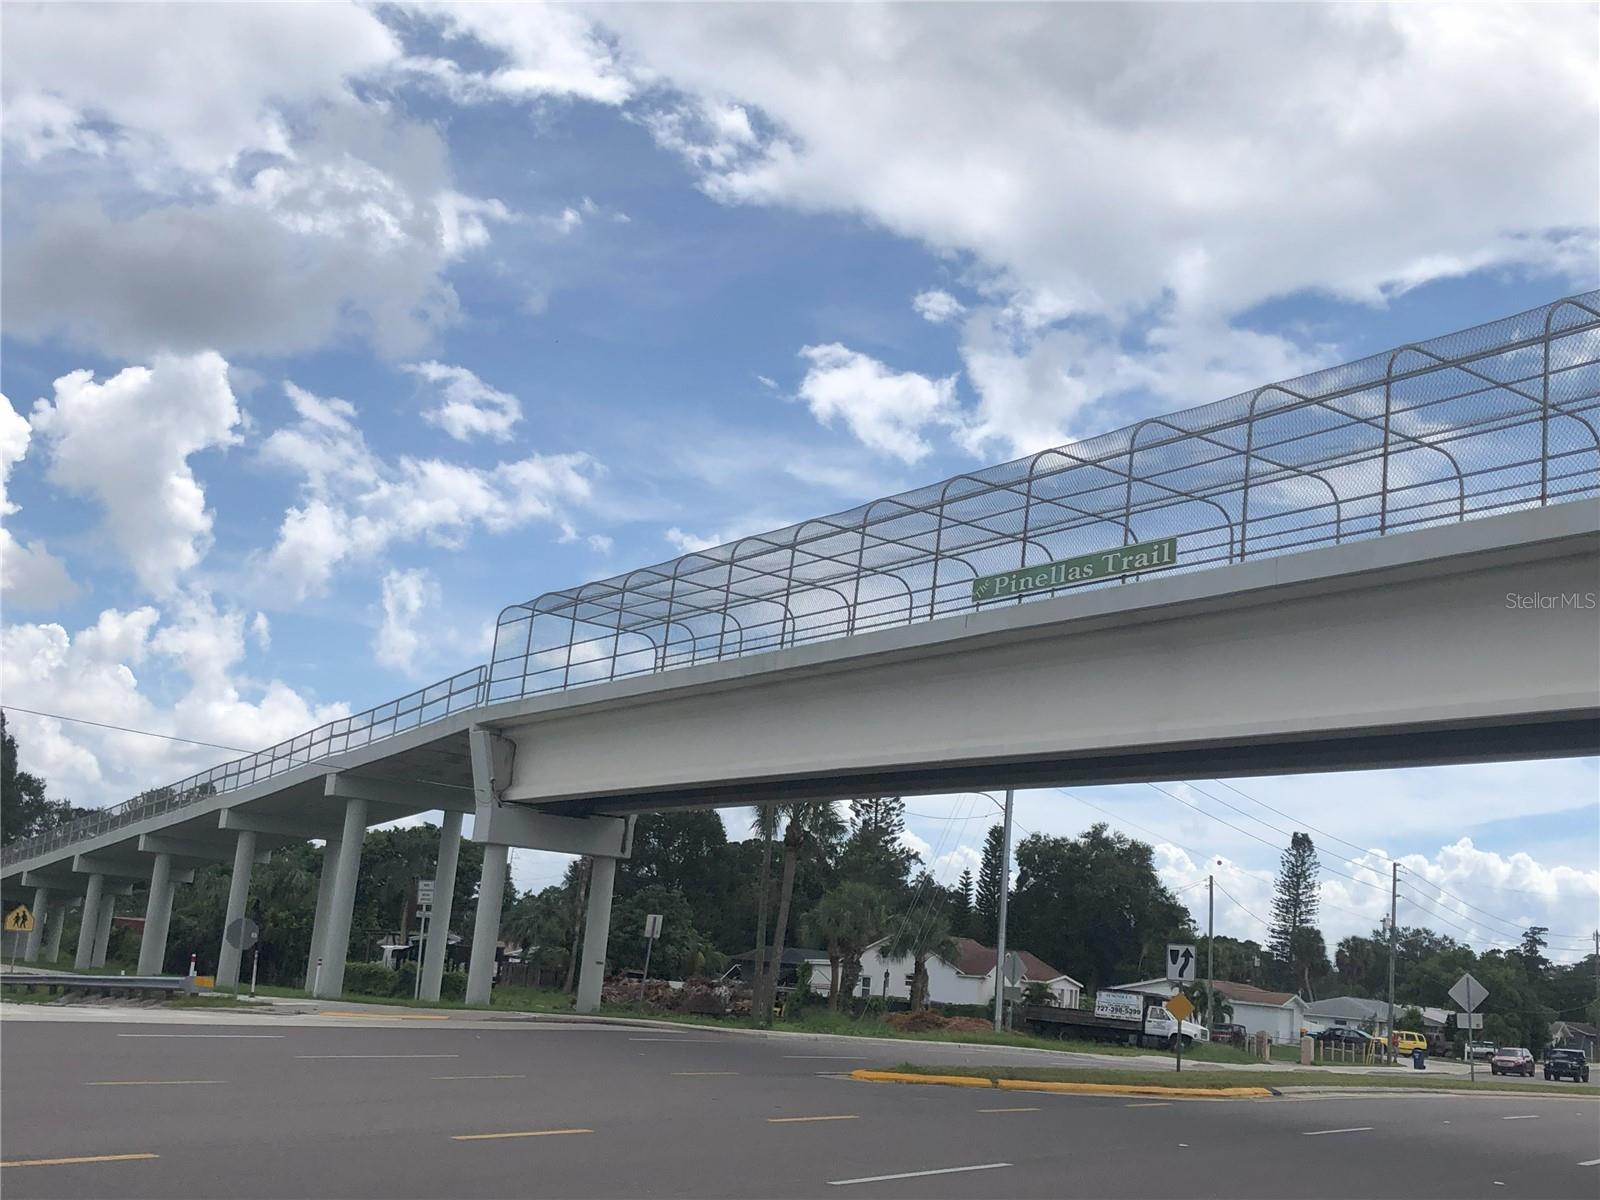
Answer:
5;291;1598;872
1;972;197;996
2;666;486;868
487;291;1600;699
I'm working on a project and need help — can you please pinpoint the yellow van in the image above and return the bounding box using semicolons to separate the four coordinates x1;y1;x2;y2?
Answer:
1391;1030;1426;1054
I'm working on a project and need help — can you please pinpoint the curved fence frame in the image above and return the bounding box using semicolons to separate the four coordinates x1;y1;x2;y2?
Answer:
7;291;1599;870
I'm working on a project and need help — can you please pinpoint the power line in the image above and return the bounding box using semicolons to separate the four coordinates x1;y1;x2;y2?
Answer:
2;704;253;754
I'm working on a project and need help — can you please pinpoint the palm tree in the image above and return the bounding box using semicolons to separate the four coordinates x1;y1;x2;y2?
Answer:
748;804;779;1013
803;883;887;1011
759;800;845;1025
883;910;958;1012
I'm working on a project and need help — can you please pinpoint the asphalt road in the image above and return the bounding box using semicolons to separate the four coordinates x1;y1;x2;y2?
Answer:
3;1013;1597;1199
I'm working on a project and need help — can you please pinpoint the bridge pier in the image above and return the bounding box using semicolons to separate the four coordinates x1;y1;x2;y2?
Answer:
74;873;105;970
465;841;508;1006
575;856;617;1014
23;885;50;960
419;811;463;1002
311;796;368;999
305;837;341;992
90;892;113;966
44;897;67;962
215;830;257;990
137;853;177;974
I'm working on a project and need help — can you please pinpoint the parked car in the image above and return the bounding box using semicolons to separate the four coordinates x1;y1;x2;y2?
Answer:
1210;1022;1248;1049
1544;1048;1590;1083
1490;1047;1535;1076
1315;1026;1378;1047
1389;1030;1427;1054
1467;1041;1499;1061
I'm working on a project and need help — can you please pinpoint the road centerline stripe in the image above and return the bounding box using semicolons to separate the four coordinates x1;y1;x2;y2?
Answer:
117;1033;283;1039
1303;1127;1374;1136
86;1080;224;1087
783;1055;868;1060
452;1129;592;1141
977;1107;1039;1113
830;1163;1011;1186
1576;1158;1600;1167
433;1074;527;1081
1127;1102;1173;1108
296;1054;459;1059
672;1071;739;1076
2;1153;159;1169
769;1115;859;1124
628;1037;722;1043
1501;1115;1540;1120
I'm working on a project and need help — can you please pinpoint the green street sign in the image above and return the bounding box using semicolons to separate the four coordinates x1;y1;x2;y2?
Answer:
971;537;1179;604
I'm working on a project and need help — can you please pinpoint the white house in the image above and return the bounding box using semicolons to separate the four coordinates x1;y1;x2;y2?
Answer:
1115;977;1308;1043
810;937;1082;1009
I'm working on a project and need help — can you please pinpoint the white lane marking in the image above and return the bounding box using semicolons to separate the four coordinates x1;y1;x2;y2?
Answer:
1302;1127;1374;1136
1501;1115;1540;1121
977;1107;1039;1113
1577;1158;1600;1167
433;1074;527;1081
628;1038;721;1043
672;1071;739;1077
1127;1102;1172;1108
783;1055;868;1060
117;1034;284;1039
830;1163;1011;1187
295;1054;459;1060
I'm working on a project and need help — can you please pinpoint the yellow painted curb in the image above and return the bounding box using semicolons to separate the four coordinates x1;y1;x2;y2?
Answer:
851;1070;997;1089
848;1069;1272;1100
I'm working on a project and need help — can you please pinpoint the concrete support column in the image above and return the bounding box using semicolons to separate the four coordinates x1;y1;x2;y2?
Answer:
90;893;114;967
304;837;342;992
23;886;50;960
215;830;258;989
575;855;618;1015
74;873;106;969
137;853;177;974
419;811;463;1002
311;797;368;999
464;842;509;1006
44;898;67;962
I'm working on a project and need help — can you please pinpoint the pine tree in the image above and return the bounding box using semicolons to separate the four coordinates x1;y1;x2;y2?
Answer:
974;824;1006;944
1268;832;1320;982
839;797;919;897
952;868;974;937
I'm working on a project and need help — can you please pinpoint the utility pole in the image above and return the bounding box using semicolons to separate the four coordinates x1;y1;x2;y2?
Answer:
1386;862;1398;1061
993;787;1014;1033
1207;872;1215;1033
1592;930;1598;1003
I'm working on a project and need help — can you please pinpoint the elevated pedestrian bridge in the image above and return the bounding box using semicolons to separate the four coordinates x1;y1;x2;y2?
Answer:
4;292;1598;1009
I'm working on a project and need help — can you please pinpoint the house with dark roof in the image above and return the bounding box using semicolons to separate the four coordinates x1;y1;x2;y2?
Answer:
810;936;1082;1008
1549;1020;1598;1058
1114;976;1309;1042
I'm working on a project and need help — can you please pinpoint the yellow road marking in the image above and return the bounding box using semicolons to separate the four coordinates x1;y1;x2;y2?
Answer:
452;1129;592;1141
768;1115;859;1123
319;1011;450;1021
977;1107;1039;1113
433;1074;527;1081
86;1080;223;1087
2;1153;159;1168
673;1071;739;1076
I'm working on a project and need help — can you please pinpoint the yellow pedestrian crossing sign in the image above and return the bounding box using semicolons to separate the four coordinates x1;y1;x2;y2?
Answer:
4;905;35;933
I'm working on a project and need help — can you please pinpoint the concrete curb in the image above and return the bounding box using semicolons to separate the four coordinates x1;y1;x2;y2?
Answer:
849;1069;1276;1099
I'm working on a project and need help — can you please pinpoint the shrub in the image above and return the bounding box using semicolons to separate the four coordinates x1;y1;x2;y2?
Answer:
440;970;467;1001
342;962;396;997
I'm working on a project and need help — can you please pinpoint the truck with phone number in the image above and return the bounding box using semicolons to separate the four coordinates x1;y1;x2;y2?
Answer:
1022;990;1210;1049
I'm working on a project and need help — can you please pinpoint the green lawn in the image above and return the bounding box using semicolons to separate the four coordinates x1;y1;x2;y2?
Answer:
880;1062;1599;1096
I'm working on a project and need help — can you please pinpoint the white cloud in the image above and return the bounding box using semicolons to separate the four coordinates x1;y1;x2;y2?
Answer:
913;289;966;324
1;9;510;359
1;592;348;808
402;2;633;106
260;381;599;598
374;567;441;672
27;354;240;595
796;343;959;463
600;3;1597;453
664;513;794;555
0;392;77;609
404;361;523;442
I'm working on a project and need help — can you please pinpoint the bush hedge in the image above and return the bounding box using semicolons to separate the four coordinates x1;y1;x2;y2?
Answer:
339;961;467;1001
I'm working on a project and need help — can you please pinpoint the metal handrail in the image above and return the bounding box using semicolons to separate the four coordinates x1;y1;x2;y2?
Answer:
6;291;1598;870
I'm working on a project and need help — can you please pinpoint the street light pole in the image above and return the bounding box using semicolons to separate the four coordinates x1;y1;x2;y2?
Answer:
1386;862;1398;1060
1207;872;1215;1034
993;787;1014;1033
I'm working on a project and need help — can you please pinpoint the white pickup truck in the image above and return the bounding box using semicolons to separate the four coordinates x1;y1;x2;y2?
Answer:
1140;1004;1210;1048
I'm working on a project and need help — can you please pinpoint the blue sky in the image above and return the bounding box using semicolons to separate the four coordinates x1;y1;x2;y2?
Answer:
2;3;1596;960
